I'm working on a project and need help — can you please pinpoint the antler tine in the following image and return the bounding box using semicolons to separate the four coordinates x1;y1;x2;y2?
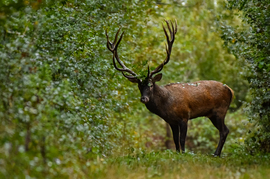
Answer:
174;19;178;34
149;20;177;78
105;30;113;52
165;20;172;38
112;52;137;75
113;31;127;68
162;24;170;46
113;28;122;45
122;71;138;80
170;20;177;36
106;28;137;77
106;28;123;52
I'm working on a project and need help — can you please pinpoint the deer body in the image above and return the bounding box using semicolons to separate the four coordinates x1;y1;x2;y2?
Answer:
106;21;233;156
146;81;232;123
140;80;233;155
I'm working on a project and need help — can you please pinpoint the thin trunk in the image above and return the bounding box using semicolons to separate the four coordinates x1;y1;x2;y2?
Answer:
40;136;46;164
25;124;31;151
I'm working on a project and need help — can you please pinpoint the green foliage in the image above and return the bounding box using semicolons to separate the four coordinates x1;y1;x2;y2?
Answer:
0;0;253;178
0;0;158;177
220;0;270;152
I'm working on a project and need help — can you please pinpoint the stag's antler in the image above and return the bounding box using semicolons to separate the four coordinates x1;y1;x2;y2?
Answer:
106;20;177;80
105;28;137;80
149;20;177;78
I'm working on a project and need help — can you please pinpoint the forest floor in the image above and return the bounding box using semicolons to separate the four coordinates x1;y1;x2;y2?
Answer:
87;150;270;179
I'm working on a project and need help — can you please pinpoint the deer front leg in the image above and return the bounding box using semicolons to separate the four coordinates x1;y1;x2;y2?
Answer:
179;120;188;153
169;124;180;152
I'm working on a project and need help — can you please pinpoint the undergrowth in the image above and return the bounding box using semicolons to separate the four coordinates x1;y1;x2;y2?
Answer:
87;150;270;179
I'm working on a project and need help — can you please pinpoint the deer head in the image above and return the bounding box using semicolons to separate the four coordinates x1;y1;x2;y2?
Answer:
106;20;177;104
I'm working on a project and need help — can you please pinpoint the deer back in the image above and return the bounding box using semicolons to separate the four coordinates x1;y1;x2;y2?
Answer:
146;80;233;124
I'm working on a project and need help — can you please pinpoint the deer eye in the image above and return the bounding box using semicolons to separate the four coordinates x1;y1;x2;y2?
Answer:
148;82;153;87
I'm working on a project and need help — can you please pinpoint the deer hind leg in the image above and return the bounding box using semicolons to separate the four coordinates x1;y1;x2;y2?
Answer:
209;113;229;157
169;124;180;152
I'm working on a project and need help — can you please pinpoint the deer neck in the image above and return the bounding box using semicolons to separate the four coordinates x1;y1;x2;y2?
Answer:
145;84;169;115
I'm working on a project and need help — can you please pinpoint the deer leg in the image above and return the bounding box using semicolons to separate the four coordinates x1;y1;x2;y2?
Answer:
179;120;188;153
169;124;180;152
209;116;229;157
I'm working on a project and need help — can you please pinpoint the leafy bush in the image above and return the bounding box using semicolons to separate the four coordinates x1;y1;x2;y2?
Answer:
220;0;270;152
0;0;158;177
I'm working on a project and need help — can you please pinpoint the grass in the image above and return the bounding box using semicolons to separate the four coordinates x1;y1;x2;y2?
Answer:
83;109;268;179
2;111;268;178
2;145;270;178
87;150;270;179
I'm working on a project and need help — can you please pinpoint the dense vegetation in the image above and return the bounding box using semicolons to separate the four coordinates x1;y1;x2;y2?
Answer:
0;0;269;178
220;0;270;152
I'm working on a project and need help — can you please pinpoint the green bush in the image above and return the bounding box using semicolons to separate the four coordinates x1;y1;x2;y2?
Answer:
220;0;270;152
0;0;158;177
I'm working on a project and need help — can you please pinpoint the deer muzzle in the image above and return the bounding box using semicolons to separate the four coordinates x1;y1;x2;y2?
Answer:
140;96;149;104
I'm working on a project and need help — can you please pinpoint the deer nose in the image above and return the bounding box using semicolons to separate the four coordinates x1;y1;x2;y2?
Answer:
140;96;149;104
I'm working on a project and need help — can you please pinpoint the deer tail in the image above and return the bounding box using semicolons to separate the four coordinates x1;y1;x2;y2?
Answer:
225;85;234;104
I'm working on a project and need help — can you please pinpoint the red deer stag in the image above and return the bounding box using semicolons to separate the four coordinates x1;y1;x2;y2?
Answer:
106;20;234;157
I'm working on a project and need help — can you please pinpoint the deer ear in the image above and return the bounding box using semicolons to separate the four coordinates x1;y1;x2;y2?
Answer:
128;78;139;83
152;73;162;83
